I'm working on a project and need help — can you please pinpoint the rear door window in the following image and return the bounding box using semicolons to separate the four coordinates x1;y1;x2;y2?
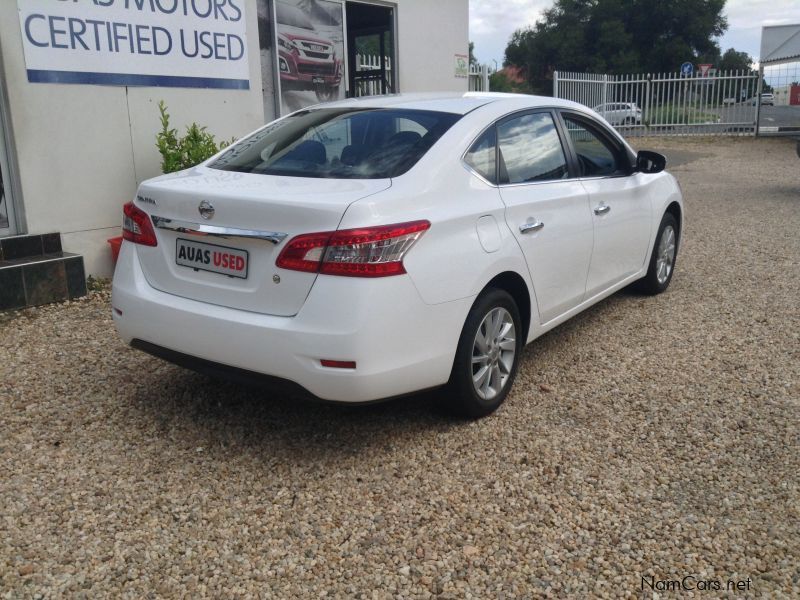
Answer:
496;112;569;184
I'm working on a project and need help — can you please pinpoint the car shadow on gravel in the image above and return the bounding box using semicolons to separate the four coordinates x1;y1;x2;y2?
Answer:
124;284;650;461
127;364;461;461
518;284;646;351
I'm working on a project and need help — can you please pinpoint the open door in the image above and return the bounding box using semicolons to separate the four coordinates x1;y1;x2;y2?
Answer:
346;2;396;97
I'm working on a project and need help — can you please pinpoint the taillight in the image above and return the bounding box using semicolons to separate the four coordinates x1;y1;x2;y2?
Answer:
273;232;332;273
276;220;430;277
122;201;158;247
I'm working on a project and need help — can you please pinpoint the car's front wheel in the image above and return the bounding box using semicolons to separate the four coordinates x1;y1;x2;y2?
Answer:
447;288;522;417
637;212;679;294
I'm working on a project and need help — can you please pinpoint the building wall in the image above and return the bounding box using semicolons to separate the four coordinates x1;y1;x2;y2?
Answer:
0;0;468;277
770;84;800;106
0;0;266;276
396;0;469;94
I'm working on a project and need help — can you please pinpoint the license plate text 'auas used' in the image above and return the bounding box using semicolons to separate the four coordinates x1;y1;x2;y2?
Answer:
175;238;249;279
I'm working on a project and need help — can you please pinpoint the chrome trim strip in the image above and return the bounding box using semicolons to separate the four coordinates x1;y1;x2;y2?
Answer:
151;216;288;244
464;164;631;189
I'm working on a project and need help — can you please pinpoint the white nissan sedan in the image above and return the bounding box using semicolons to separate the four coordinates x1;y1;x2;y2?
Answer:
112;93;682;417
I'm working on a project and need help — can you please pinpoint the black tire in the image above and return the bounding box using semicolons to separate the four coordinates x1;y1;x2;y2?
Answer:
636;212;679;295
446;288;523;418
624;116;635;125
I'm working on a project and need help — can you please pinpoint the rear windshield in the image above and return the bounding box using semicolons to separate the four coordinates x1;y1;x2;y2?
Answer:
210;108;461;179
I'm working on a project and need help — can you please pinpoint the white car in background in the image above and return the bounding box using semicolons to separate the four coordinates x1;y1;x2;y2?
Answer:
112;93;683;417
592;102;643;126
752;93;775;106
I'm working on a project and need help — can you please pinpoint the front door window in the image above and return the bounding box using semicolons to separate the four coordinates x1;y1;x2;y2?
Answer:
561;115;620;177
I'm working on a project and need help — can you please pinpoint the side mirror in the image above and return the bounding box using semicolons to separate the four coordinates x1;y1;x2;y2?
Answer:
636;150;667;174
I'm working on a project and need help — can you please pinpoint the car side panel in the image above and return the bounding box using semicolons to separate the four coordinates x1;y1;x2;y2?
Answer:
582;173;654;297
339;161;534;310
649;172;685;244
499;180;594;323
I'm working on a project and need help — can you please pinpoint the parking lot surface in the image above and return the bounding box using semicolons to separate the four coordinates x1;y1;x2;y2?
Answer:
1;136;798;598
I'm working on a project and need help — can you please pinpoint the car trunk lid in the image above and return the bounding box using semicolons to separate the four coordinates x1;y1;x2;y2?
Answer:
134;166;391;316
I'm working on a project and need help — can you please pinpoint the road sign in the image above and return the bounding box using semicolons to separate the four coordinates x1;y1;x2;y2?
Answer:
681;62;694;77
698;63;712;77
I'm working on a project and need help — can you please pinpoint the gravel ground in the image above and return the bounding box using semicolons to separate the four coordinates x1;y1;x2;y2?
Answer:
1;136;799;598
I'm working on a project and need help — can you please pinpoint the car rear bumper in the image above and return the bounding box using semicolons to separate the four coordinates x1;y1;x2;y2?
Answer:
111;243;471;402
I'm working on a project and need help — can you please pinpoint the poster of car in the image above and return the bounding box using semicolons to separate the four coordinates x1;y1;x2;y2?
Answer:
274;0;345;115
257;0;279;121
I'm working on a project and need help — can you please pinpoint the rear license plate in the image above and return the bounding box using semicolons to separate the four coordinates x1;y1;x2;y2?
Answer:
176;238;248;279
312;76;325;84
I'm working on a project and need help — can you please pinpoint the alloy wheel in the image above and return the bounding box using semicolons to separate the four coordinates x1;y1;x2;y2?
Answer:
656;225;676;285
471;307;516;401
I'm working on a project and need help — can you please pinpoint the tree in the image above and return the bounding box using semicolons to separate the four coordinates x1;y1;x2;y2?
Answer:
718;48;753;72
504;0;728;94
490;66;532;93
469;41;478;67
355;32;392;58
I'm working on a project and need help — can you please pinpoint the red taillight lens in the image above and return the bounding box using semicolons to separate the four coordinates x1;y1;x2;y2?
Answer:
276;220;430;278
273;232;331;273
122;202;158;247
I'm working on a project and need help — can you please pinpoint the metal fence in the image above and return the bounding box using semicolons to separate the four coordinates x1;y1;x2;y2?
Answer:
468;64;491;92
354;54;393;97
554;70;760;136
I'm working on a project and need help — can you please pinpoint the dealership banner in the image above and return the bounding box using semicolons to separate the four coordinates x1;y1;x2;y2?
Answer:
17;0;249;89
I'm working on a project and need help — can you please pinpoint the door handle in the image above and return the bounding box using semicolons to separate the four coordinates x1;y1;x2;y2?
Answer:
519;220;544;234
594;204;611;215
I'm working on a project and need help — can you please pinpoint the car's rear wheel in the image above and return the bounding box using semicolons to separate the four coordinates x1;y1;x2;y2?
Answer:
446;288;522;417
624;116;635;125
637;212;678;295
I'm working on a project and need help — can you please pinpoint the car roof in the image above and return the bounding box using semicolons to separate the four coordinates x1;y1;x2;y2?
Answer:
311;92;589;116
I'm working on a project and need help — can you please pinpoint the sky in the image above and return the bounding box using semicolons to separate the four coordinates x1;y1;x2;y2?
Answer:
469;0;800;68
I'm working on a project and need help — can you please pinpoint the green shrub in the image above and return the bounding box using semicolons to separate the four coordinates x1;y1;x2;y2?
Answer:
156;101;234;174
